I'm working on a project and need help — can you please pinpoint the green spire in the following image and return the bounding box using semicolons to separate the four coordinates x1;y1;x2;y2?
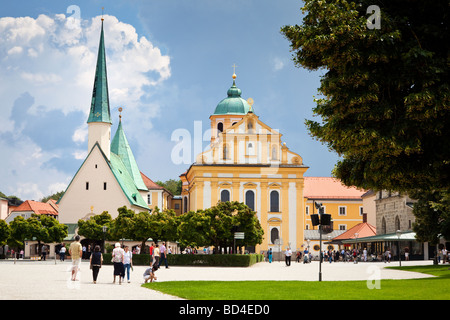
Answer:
111;118;148;191
87;20;112;124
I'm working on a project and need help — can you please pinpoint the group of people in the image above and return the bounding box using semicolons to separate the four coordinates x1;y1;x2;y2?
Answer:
67;236;169;284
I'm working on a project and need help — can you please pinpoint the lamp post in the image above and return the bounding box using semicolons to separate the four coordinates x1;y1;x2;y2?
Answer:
354;233;359;264
102;225;108;254
311;202;331;281
396;230;402;267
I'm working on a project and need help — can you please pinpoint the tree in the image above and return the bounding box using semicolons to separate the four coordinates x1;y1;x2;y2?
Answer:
281;0;449;193
109;206;136;243
8;216;29;250
155;179;182;195
411;189;450;264
0;220;11;255
203;201;264;254
40;191;64;203
77;211;112;241
177;209;211;248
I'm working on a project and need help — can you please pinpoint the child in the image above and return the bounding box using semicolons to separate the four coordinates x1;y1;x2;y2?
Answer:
143;265;158;283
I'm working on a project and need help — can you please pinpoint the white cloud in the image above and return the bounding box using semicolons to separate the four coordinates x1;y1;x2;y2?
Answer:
0;13;171;200
272;57;285;71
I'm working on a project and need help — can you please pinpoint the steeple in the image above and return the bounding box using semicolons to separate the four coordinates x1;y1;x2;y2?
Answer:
87;19;111;124
111;109;148;191
87;19;112;160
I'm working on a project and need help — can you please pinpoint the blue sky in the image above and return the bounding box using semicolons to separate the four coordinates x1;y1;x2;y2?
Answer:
0;0;339;201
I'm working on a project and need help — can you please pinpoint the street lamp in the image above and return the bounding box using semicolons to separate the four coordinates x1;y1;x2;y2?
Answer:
354;233;359;264
310;202;331;281
102;225;108;254
396;230;402;267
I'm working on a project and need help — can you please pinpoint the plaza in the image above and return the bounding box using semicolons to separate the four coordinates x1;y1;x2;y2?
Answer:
0;259;434;300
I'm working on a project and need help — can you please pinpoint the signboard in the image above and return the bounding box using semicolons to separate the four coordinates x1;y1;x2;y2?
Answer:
234;232;245;239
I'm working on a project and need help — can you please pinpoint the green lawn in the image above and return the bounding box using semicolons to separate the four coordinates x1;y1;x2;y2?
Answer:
142;265;450;300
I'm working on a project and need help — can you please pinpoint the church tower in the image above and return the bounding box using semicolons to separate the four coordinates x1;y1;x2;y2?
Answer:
87;18;112;160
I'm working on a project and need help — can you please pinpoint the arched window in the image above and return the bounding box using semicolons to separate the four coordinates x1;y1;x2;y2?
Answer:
220;189;230;202
183;197;188;213
270;228;279;244
382;217;386;234
245;190;255;211
217;122;223;136
270;190;279;212
395;216;401;231
247;142;254;155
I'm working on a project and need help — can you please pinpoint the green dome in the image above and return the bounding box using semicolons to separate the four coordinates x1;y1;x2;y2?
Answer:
213;80;252;115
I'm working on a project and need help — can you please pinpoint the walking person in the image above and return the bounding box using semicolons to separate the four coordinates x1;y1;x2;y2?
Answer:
90;245;103;284
149;242;154;266
153;243;160;267
268;248;273;263
41;244;47;261
159;242;169;269
285;247;292;266
122;246;133;283
112;243;125;284
69;235;82;281
59;244;66;262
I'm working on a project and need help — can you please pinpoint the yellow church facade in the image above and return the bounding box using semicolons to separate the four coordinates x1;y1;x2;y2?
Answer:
180;74;308;253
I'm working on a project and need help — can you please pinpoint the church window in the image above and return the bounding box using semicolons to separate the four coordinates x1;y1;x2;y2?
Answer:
103;182;107;190
147;194;152;205
86;182;89;190
247;121;253;131
382;217;386;234
245;190;255;211
183;197;188;213
220;189;230;202
217;122;223;136
270;190;279;212
247;142;255;155
395;216;401;231
270;228;279;244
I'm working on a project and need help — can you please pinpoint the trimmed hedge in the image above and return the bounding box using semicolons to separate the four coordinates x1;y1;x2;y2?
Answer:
102;253;264;267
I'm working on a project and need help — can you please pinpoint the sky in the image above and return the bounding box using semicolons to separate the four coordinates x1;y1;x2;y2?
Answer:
0;0;340;201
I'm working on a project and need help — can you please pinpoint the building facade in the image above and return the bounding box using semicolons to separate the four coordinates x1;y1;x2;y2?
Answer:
180;73;308;253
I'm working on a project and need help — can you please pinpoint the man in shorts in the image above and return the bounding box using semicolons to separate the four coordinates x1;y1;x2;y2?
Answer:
69;235;82;281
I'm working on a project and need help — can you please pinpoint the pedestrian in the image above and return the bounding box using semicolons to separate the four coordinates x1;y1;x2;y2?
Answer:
69;235;82;281
82;245;86;259
159;242;169;269
363;248;368;262
60;244;66;261
41;244;47;261
122;246;133;283
143;265;158;283
285;247;292;266
442;247;448;264
149;242;154;266
112;243;125;284
90;245;103;284
296;250;302;263
153;244;160;267
268;248;273;263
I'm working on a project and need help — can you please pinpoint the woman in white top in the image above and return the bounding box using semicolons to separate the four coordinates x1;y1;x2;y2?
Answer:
112;243;125;284
122;246;133;283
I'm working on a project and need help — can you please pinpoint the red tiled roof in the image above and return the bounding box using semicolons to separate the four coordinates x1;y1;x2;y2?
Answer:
333;222;376;240
12;200;58;216
304;177;366;200
140;172;164;190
